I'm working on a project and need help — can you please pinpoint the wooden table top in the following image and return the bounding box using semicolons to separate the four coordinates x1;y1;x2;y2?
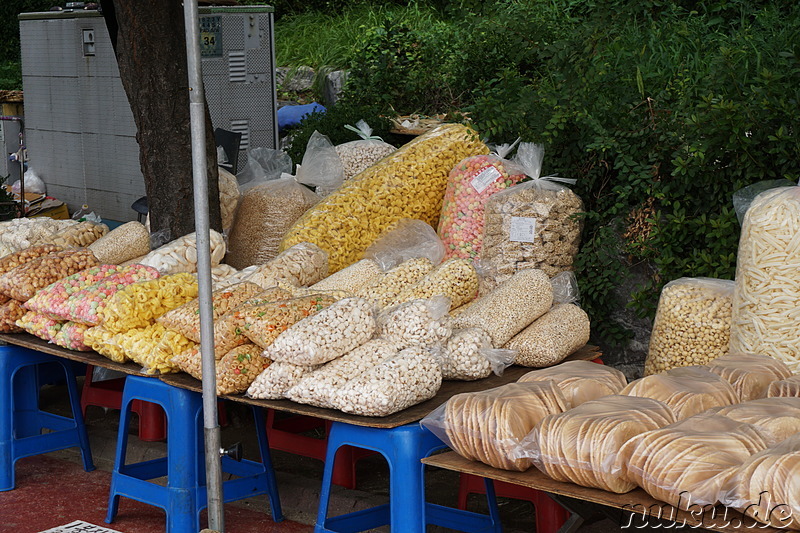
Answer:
422;452;784;533
1;332;600;429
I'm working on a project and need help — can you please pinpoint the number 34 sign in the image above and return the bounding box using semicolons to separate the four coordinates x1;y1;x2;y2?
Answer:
199;16;222;57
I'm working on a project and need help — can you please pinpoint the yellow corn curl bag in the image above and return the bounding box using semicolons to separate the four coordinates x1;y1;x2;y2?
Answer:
279;124;488;272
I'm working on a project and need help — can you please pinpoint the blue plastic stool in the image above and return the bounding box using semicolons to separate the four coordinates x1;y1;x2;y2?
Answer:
0;345;95;491
315;422;502;532
106;375;283;533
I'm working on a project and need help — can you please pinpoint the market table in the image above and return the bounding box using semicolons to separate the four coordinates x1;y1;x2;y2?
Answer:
422;451;784;533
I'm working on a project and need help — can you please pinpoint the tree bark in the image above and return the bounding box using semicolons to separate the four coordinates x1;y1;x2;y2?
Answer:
102;0;221;238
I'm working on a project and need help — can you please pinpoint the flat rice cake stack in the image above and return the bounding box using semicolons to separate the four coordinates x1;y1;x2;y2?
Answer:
618;413;768;510
719;434;800;530
710;397;800;447
444;381;569;471
619;366;739;420
530;395;675;493
517;360;628;407
768;375;800;398
706;353;793;401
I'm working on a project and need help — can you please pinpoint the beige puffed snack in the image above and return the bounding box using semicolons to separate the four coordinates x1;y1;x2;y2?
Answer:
0;244;63;276
138;230;226;275
0;248;100;302
332;346;442;417
88;221;151;265
452;268;553;347
506;304;590;367
480;144;583;286
334;120;396;180
0;299;26;332
286;338;399;408
247;361;321;400
377;295;452;350
218;167;240;232
49;221;109;248
645;277;733;375
358;257;434;309
436;328;515;381
264;296;376;366
242;242;329;289
308;259;382;295
390;258;478;309
280;124;488;272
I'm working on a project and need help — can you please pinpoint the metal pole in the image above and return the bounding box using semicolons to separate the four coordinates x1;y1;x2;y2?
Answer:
182;1;225;531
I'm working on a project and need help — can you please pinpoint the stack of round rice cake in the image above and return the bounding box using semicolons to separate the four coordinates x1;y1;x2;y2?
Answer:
768;375;800;398
706;353;793;401
710;397;800;447
720;434;800;530
518;360;628;407
617;413;768;509
444;381;569;471
532;395;675;493
620;366;739;419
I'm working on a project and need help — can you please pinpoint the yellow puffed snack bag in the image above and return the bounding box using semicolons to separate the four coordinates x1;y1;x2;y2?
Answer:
279;124;488;272
98;273;199;333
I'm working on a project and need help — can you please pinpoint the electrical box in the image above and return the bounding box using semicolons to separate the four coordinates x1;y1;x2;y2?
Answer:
19;6;277;222
0;119;23;184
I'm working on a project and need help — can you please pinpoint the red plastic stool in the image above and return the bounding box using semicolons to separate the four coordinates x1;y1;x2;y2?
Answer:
81;366;230;442
458;472;569;533
265;409;375;489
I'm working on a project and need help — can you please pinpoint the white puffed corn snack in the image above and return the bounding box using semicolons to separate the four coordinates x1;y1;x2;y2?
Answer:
263;297;376;366
285;339;399;409
244;242;329;288
246;361;321;400
331;346;442;417
358;257;434;309
378;295;452;350
138;230;226;274
308;259;383;294
436;328;515;381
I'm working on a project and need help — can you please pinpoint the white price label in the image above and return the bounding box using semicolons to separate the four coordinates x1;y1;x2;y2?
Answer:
470;165;502;193
510;217;537;243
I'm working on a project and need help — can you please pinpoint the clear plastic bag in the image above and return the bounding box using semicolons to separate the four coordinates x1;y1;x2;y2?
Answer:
241;242;329;289
363;218;445;272
357;257;435;309
438;140;525;260
23;264;127;320
377;295;452;350
280;124;488;273
137;230;226;275
308;259;382;295
506;303;590;367
331;346;442;417
479;143;584;289
51;321;91;351
294;130;345;197
518;360;628;407
237;292;337;349
216;343;271;395
390;258;478;309
421;381;570;471
88;221;151;265
83;326;127;363
616;413;768;510
264;296;376;366
645;277;734;376
706;352;793;401
122;324;196;375
717;433;800;529
435;328;515;381
0;299;26;333
0;248;100;302
286;338;398;408
0;244;63;276
237;146;293;189
452;268;553;347
709;397;800;447
16;311;62;341
246;361;322;400
49;221;108;248
731;186;800;373
156;281;263;342
218;167;240;233
732;179;795;226
61;265;161;326
335;120;396;180
517;395;675;493
767;375;800;398
550;270;580;305
619;366;739;420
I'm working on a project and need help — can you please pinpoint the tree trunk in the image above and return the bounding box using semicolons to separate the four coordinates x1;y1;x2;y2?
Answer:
102;0;221;238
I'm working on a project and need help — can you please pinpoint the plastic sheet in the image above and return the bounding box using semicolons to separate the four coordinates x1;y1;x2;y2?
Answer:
518;395;675;493
452;268;553;347
710;397;800;447
421;381;570;471
617;413;768;510
620;366;740;420
706;352;793;401
517;360;627;407
279;124;488;272
645;277;734;375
